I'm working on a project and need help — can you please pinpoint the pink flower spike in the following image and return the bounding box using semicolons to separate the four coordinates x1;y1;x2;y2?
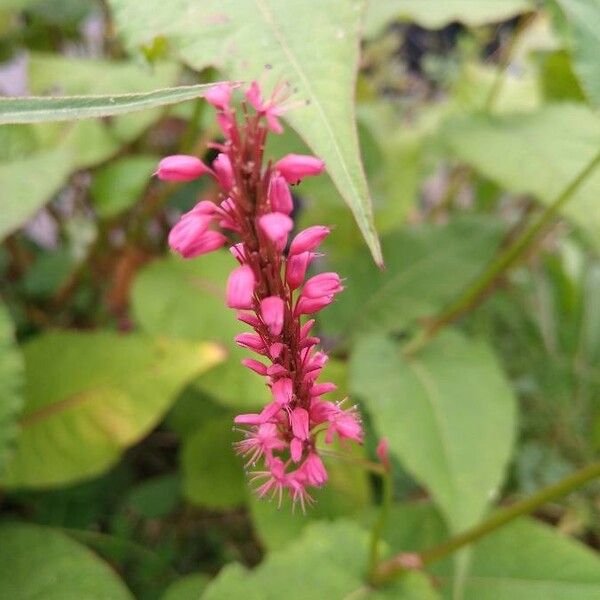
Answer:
295;294;334;316
235;422;286;466
226;265;256;309
155;155;212;181
286;251;314;290
261;296;285;335
275;154;325;184
289;226;330;255
290;437;303;462
241;358;268;376
268;174;293;214
259;212;293;250
213;153;234;189
205;83;233;110
301;453;328;486
290;407;310;440
272;377;293;406
302;272;343;299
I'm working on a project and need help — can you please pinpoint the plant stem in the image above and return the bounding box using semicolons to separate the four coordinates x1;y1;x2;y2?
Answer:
368;467;392;583
372;460;600;585
404;149;600;357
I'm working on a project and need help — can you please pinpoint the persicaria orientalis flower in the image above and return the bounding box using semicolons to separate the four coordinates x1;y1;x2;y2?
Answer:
157;81;363;510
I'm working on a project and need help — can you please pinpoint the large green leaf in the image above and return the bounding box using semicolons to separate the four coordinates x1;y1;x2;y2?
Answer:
365;0;533;35
322;217;503;340
108;0;382;264
0;303;24;475
0;83;214;123
351;331;517;531
132;252;270;409
443;104;600;249
181;416;247;509
202;520;439;599
450;518;600;599
381;503;600;599
2;331;224;488
0;522;133;600
555;0;600;107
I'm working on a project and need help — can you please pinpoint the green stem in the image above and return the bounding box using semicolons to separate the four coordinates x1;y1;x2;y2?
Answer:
404;149;600;357
368;468;392;583
372;460;600;585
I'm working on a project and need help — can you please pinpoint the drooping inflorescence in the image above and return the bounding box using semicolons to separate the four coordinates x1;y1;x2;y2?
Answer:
156;81;363;510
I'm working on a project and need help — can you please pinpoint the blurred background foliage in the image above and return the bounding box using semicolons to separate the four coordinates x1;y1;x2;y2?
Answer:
0;1;599;599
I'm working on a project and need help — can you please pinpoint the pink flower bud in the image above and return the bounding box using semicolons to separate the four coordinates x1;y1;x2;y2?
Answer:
260;296;285;335
168;212;226;258
267;364;288;377
295;295;334;315
311;382;337;397
155;155;212;181
237;311;261;328
268;174;293;215
300;319;315;339
213;153;234;189
289;226;330;255
269;342;284;359
245;81;263;112
274;154;325;183
376;438;391;470
286;251;314;290
290;407;310;440
290;438;303;462
226;265;255;309
302;272;343;299
205;83;233;110
191;200;218;215
259;212;294;250
235;332;265;353
229;242;246;264
272;378;293;405
242;358;268;376
301;452;328;486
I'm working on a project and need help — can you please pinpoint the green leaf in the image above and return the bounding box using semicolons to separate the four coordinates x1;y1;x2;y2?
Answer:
163;574;209;600
0;303;24;475
365;0;533;36
181;416;246;509
0;83;215;123
443;105;600;249
108;0;382;264
555;0;600;107
132;252;270;409
0;146;71;240
322;217;503;339
133;252;236;344
445;519;600;599
2;332;224;488
90;155;157;218
202;520;439;599
0;522;133;600
351;330;517;531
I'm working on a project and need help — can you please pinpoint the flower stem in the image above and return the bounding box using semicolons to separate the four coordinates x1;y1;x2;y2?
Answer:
372;460;600;585
368;467;392;583
404;149;600;357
